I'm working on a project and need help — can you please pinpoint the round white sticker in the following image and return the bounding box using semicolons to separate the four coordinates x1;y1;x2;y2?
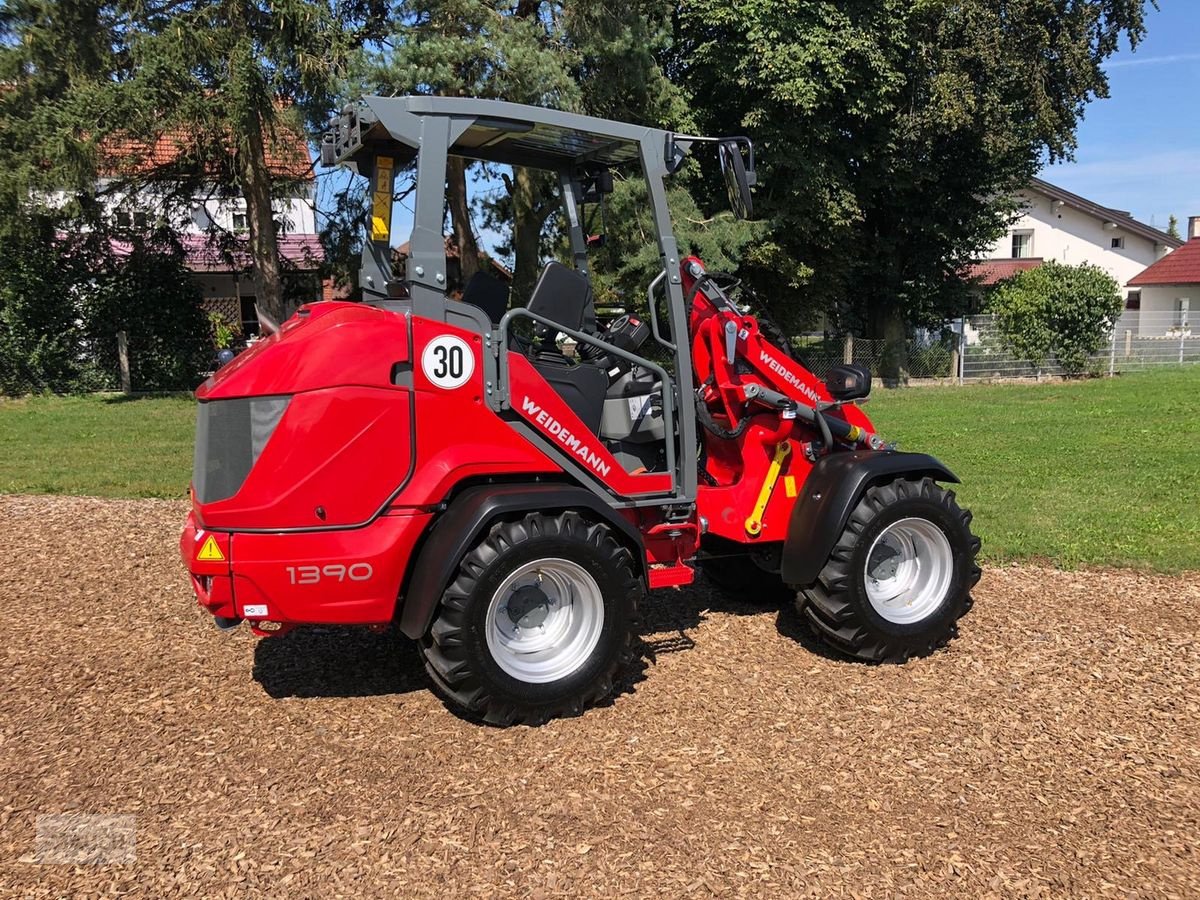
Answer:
421;335;475;389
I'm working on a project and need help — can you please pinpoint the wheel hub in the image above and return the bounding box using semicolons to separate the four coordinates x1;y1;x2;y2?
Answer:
867;538;902;581
505;583;553;629
485;558;605;684
863;517;954;625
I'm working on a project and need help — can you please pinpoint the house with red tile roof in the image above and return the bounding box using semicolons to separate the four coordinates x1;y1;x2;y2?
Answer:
97;124;325;338
1127;216;1200;337
965;178;1182;304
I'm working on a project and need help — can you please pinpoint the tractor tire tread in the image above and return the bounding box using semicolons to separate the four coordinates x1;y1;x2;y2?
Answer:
798;476;979;663
418;511;640;726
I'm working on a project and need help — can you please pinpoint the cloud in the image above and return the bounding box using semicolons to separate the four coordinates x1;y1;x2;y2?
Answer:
1106;53;1200;69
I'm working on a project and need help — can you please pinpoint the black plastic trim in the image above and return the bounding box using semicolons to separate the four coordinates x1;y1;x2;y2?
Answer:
780;451;959;586
396;483;647;639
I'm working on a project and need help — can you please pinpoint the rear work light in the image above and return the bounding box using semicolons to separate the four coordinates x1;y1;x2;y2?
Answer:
192;396;290;503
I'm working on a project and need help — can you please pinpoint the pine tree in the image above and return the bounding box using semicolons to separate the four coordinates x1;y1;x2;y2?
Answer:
105;0;386;322
2;1;387;323
372;1;700;300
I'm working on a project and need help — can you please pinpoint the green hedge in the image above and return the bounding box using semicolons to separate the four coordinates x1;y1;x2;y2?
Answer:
0;222;211;395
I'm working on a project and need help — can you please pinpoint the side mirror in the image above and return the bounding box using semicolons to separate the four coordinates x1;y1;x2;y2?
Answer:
719;139;756;220
581;169;614;203
825;364;872;401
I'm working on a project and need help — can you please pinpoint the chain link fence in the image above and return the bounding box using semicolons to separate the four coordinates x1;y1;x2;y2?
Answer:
791;333;957;381
786;309;1198;385
961;311;1198;381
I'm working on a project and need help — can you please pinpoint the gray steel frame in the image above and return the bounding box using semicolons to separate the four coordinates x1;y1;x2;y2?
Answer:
327;95;699;508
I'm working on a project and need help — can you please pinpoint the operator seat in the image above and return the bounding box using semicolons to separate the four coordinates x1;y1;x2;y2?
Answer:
460;271;509;325
525;262;607;434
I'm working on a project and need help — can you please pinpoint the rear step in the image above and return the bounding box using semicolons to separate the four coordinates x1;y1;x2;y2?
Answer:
648;563;695;589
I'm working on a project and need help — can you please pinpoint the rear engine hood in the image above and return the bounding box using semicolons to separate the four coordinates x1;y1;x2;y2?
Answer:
191;301;415;530
198;302;409;400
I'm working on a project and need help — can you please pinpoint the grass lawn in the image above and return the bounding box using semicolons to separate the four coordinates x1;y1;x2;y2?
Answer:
1;369;1198;570
0;393;196;499
868;367;1200;572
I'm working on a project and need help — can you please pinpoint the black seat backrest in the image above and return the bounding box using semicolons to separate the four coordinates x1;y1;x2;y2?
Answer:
528;261;594;335
461;271;509;325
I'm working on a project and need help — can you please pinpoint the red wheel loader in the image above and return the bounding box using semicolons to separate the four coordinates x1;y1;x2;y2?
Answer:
182;96;980;725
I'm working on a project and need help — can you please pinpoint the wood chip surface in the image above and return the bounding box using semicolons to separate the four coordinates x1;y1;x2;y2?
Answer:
1;494;1198;897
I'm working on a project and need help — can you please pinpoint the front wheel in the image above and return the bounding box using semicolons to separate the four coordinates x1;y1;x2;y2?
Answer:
798;477;980;662
418;511;640;726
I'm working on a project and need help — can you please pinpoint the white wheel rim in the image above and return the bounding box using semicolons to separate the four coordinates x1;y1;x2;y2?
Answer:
864;518;954;624
485;558;605;683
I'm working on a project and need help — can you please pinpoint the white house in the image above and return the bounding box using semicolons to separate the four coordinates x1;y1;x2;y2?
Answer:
968;177;1182;302
1127;216;1200;336
96;126;327;338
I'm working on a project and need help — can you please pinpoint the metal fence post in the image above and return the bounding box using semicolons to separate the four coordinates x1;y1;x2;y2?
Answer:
1108;328;1117;377
958;316;966;386
1181;330;1187;365
117;331;131;394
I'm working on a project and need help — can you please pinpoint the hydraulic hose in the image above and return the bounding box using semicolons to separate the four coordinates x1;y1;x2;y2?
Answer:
695;392;753;440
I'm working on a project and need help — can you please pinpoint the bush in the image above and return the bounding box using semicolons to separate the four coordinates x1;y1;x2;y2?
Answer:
82;235;211;391
988;261;1123;376
0;221;93;394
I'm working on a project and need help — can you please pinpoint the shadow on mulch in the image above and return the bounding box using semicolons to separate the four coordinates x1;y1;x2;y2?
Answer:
252;626;426;699
251;575;851;705
641;577;850;665
773;600;855;663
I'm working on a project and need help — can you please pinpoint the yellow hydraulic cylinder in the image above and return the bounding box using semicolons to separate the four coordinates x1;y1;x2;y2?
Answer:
745;441;791;537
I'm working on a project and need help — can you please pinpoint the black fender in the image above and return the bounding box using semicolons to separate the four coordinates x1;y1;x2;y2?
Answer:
780;451;959;586
397;483;646;639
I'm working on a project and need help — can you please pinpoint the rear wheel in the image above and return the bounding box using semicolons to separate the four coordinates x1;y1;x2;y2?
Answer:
418;511;640;726
798;477;980;662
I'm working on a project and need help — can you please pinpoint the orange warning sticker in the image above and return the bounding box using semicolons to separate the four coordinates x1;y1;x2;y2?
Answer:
197;535;225;562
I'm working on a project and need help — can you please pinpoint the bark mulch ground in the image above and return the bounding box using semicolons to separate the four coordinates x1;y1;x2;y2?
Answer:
1;494;1197;898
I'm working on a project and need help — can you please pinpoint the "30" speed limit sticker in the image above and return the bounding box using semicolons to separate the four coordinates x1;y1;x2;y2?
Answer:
421;335;475;389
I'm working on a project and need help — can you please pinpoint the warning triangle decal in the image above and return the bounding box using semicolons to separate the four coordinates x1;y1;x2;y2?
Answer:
197;535;225;562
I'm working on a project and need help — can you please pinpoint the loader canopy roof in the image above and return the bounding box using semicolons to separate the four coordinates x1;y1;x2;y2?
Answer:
323;95;657;173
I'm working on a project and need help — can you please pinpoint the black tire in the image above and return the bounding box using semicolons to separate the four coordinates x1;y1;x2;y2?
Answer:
797;477;980;662
418;511;640;726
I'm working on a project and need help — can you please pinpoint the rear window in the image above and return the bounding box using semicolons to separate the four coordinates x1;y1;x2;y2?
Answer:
192;396;289;503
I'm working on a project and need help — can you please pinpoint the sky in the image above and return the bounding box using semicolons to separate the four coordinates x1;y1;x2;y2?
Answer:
1044;1;1200;230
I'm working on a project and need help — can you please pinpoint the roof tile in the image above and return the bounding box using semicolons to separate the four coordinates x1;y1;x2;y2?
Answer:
1128;239;1200;286
964;258;1043;286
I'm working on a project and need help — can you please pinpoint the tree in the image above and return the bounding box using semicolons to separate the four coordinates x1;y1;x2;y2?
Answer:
1168;215;1181;241
372;1;581;294
2;1;387;323
0;219;98;394
82;234;212;391
674;0;1151;380
106;1;387;322
988;261;1123;376
372;2;707;301
0;1;128;236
